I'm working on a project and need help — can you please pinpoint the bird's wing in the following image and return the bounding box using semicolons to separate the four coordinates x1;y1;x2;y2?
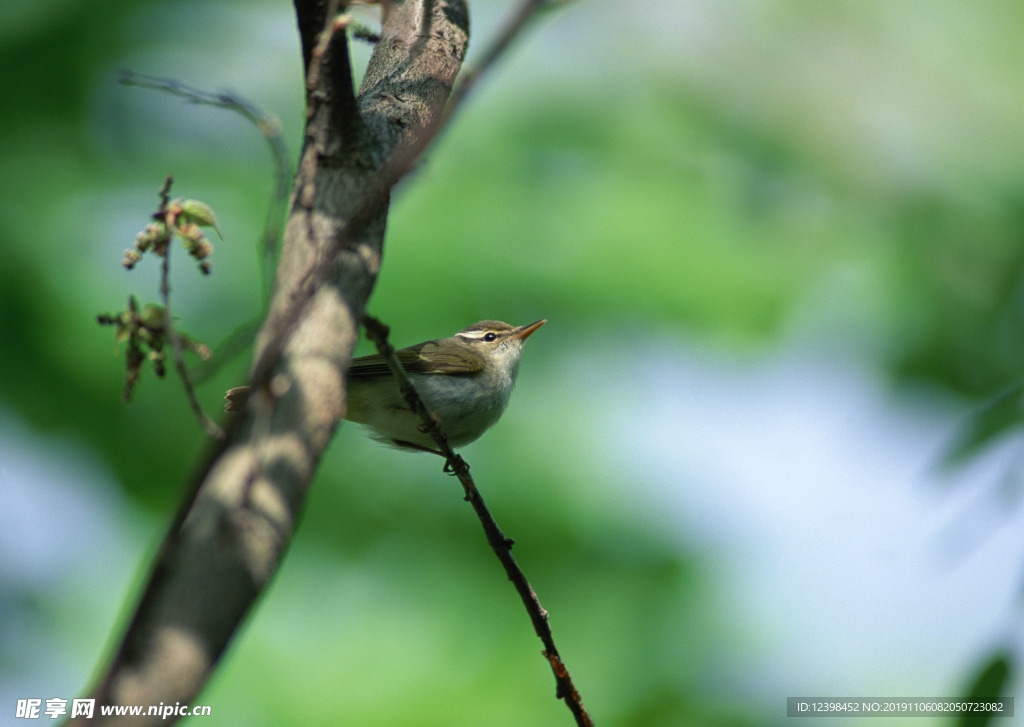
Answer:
415;340;486;374
348;341;484;377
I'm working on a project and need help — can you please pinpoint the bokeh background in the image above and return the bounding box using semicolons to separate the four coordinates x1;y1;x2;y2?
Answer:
2;0;1024;724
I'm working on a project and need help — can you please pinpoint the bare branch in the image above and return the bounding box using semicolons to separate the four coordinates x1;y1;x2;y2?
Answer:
445;0;552;120
362;315;594;727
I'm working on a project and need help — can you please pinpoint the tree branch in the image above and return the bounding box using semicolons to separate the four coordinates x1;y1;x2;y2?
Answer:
362;316;593;726
73;3;468;724
75;0;575;723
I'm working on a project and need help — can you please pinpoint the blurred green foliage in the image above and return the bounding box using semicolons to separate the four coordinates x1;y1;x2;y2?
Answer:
956;652;1013;727
3;0;1024;725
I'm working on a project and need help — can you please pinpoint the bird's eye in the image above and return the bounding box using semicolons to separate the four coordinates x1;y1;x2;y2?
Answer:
483;332;497;342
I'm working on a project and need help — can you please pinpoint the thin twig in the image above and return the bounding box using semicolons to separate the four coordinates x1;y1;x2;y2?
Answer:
443;0;558;124
362;315;593;727
119;71;290;305
154;178;225;441
306;0;347;95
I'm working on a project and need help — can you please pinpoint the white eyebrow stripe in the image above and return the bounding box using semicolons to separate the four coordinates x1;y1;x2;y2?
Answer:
458;331;491;341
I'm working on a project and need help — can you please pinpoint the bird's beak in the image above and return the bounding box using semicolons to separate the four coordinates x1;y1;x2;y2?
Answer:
514;319;547;340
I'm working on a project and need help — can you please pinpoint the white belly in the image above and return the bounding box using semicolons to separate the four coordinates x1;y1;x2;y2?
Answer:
345;371;514;450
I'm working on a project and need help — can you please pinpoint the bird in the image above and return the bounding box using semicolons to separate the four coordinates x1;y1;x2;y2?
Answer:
226;319;545;453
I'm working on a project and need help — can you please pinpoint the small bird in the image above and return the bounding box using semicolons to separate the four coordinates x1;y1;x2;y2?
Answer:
226;319;545;453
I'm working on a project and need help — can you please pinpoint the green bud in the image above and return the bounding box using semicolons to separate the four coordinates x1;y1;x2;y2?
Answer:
179;199;223;239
